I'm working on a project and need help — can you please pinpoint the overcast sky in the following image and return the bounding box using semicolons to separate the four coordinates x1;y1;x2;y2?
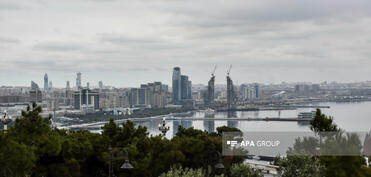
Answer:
1;0;371;87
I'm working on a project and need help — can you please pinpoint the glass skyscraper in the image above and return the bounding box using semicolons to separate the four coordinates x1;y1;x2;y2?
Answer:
180;75;188;100
44;73;48;91
172;67;181;105
76;72;82;89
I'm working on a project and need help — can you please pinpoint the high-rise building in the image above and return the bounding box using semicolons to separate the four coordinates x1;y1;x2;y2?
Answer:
31;81;39;90
187;80;192;99
295;84;313;96
254;84;260;99
138;87;147;105
99;81;103;89
181;75;189;100
87;82;90;89
73;89;99;110
130;82;168;108
172;67;193;106
312;84;320;93
227;75;236;109
66;81;70;90
129;88;148;106
76;72;82;89
172;67;181;105
30;81;42;103
240;84;260;101
239;84;247;100
152;92;167;108
0;95;26;103
44;73;49;91
152;82;168;108
129;88;138;106
205;74;215;107
48;81;53;90
248;87;256;100
66;80;71;105
29;90;42;103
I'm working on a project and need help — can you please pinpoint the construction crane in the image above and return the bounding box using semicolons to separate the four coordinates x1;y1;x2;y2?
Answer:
211;65;217;77
227;65;232;76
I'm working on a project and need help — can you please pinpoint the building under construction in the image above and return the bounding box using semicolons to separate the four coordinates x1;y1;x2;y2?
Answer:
204;66;216;107
226;65;237;109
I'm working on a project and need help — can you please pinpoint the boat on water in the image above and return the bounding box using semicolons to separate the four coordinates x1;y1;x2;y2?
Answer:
298;111;316;119
172;111;193;117
205;108;215;117
164;117;178;120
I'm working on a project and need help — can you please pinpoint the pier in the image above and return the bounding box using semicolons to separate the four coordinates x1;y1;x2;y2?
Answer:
270;105;330;108
161;117;312;122
216;105;330;112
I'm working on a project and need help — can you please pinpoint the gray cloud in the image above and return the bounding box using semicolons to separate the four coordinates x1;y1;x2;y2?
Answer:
87;0;116;2
0;37;21;44
99;34;189;50
100;35;162;45
10;59;78;72
0;2;23;11
33;41;85;52
126;67;150;72
164;0;371;26
1;0;371;87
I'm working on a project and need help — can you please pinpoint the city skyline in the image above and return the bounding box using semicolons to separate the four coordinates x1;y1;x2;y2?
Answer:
1;0;371;87
2;70;371;89
0;1;370;176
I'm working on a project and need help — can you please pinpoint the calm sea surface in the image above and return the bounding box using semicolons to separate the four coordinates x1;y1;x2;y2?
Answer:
132;101;371;139
62;101;371;139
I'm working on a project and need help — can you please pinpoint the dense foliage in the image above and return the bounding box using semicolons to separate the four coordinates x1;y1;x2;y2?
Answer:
159;164;262;177
229;163;262;177
0;103;243;177
276;155;323;177
1;104;370;176
159;167;204;177
310;109;338;133
276;109;371;177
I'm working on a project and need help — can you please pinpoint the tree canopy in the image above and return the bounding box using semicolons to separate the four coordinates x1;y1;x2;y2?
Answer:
0;104;369;177
278;108;371;177
0;103;245;177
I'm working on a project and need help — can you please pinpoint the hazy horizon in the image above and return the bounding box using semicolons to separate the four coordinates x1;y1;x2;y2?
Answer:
2;72;371;89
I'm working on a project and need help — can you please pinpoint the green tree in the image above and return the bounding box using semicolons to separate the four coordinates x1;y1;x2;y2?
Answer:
285;109;370;177
6;103;89;177
310;109;338;133
0;133;36;177
229;163;262;177
216;126;242;136
311;110;368;177
7;103;66;176
159;167;204;177
276;156;323;177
